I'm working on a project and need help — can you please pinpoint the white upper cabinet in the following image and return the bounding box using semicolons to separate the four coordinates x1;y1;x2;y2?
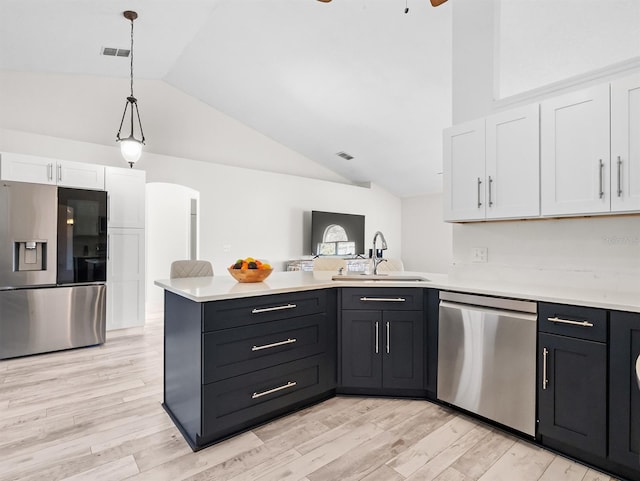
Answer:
444;105;540;222
0;153;55;185
485;104;540;220
443;119;486;222
541;84;611;216
105;167;146;228
611;73;640;212
57;159;105;190
0;152;105;190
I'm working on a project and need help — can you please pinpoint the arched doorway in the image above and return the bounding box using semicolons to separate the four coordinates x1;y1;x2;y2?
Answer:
145;182;200;314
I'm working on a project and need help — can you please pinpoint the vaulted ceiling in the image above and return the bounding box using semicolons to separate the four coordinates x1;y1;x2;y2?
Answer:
0;0;452;197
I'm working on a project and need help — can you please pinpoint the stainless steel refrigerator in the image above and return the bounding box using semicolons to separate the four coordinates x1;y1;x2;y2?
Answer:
0;181;106;359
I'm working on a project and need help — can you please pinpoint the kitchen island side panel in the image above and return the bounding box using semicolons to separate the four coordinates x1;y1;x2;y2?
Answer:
164;290;203;446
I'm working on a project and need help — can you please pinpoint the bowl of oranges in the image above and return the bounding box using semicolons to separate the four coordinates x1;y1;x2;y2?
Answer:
228;257;273;283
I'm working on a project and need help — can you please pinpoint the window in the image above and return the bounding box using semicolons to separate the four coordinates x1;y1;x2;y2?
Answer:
316;224;356;256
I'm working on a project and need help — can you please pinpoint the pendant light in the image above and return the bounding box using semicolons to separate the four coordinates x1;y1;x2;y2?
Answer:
116;10;145;168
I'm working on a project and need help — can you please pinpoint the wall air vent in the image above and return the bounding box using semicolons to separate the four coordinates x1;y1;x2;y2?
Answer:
336;151;354;160
101;47;131;57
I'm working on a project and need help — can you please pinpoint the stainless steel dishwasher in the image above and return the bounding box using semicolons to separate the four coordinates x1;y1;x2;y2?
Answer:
437;291;537;436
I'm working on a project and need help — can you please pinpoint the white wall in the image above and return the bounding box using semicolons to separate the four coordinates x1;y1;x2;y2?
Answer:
401;193;453;273
0;127;402;278
448;0;640;294
450;216;640;292
497;0;640;98
142;148;402;273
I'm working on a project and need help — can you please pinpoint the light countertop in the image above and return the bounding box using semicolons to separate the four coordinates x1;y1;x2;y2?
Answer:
154;270;640;313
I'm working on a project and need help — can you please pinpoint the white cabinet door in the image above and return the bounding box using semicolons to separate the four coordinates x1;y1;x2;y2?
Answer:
107;227;145;330
541;84;610;216
0;152;56;184
57;160;105;190
105;167;146;228
486;104;540;219
611;73;640;213
0;153;105;189
443;119;486;222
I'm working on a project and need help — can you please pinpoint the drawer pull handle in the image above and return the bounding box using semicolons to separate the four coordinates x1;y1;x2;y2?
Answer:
251;381;297;399
252;303;297;314
547;316;594;328
542;347;549;390
251;338;297;352
359;297;406;302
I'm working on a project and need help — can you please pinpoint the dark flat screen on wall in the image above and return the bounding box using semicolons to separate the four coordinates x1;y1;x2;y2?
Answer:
310;211;365;256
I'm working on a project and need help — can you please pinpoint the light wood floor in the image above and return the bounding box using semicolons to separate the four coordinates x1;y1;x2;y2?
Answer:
0;313;619;481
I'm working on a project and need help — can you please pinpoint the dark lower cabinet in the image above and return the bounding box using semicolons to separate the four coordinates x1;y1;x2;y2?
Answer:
341;309;424;390
538;332;607;458
339;288;426;394
609;310;640;473
163;289;336;451
537;303;640;481
537;303;608;458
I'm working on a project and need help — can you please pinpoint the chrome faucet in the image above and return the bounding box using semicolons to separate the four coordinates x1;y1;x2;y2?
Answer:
371;231;388;275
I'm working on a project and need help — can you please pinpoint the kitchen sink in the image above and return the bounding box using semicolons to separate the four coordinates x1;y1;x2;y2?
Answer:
331;274;430;282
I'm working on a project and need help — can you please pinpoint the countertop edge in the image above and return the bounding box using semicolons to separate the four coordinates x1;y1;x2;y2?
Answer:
154;272;640;313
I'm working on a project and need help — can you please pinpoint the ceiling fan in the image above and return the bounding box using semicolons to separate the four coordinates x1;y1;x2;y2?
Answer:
317;0;448;4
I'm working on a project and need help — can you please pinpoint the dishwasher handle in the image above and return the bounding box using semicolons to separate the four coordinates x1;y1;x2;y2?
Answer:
439;300;538;322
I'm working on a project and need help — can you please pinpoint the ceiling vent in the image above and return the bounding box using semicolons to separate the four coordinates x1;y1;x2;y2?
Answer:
101;47;131;57
336;151;354;160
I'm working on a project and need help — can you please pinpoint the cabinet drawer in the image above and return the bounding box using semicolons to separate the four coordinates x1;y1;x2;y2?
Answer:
203;290;326;332
201;355;332;442
538;303;607;342
203;313;327;383
341;288;423;311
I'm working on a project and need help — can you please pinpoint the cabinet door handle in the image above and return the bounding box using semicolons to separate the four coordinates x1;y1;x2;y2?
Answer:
547;316;594;328
386;321;390;354
359;297;406;302
617;156;623;197
251;381;296;399
252;304;297;314
47;163;53;181
598;159;604;199
57;164;62;182
477;177;483;208
542;347;549;390
107;234;110;261
251;338;297;352
635;354;640;390
375;321;379;354
488;176;493;207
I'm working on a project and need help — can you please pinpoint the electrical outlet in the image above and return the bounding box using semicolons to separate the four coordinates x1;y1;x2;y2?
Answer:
471;247;488;263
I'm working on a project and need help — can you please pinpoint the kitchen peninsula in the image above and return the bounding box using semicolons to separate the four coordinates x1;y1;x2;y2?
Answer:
155;271;640;481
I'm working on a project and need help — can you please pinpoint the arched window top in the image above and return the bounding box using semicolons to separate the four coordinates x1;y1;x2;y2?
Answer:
323;224;348;243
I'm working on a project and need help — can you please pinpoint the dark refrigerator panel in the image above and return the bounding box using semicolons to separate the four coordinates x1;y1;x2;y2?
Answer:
57;188;107;284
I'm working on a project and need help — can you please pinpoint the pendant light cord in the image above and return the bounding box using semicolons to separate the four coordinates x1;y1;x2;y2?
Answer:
129;17;135;98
